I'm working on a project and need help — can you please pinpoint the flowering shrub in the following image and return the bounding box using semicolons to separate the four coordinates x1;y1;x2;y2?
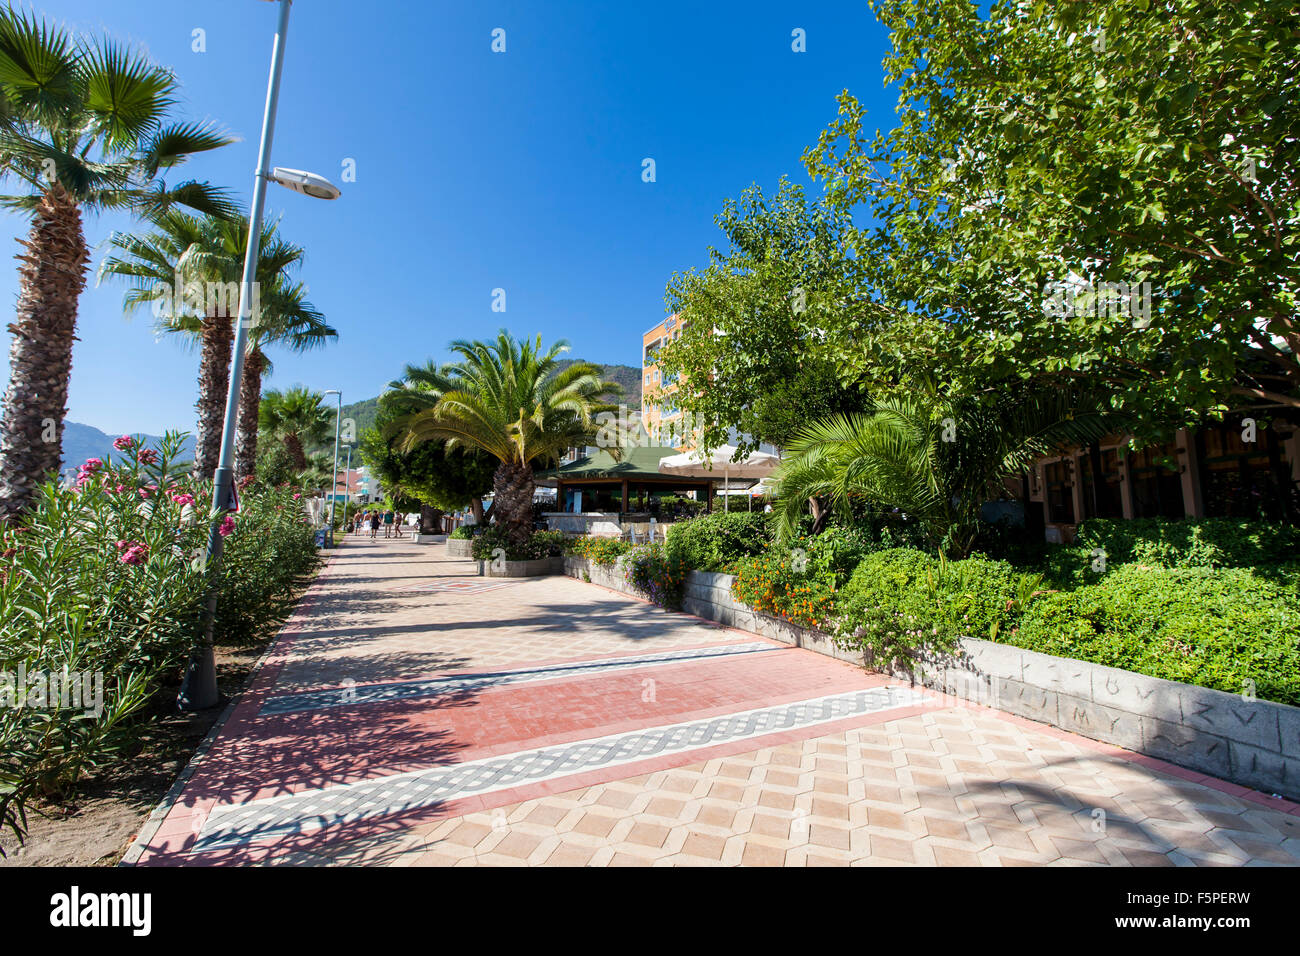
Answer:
730;549;836;630
623;544;687;610
563;535;632;566
0;432;321;850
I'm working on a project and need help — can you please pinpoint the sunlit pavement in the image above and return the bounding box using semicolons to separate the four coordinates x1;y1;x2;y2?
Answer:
127;535;1300;866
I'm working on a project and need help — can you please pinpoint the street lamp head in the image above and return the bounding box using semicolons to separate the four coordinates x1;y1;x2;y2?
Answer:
269;166;341;200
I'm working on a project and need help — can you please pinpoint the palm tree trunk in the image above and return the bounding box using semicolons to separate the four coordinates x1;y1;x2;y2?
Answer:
283;432;307;471
0;186;90;519
193;307;233;481
492;459;535;547
419;503;443;535
235;346;267;481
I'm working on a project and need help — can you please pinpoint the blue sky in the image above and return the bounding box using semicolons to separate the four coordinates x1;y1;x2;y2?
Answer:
0;0;892;435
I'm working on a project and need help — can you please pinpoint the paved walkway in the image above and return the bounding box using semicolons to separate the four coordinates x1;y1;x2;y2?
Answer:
130;535;1300;866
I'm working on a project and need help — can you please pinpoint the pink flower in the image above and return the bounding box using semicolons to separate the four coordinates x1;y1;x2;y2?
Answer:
137;449;159;466
81;457;104;473
115;540;149;565
292;493;301;500
113;436;136;451
115;484;127;494
170;492;195;507
219;515;236;537
138;487;151;499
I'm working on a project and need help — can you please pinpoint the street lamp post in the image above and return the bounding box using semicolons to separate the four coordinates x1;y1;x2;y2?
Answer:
323;389;342;532
178;0;341;711
340;443;353;528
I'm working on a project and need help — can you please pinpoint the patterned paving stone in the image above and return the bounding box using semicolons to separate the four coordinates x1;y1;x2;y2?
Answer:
131;536;1300;867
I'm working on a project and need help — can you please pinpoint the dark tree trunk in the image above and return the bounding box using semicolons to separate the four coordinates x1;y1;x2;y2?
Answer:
193;307;234;481
283;432;307;472
809;496;830;535
419;503;444;535
470;496;484;525
0;185;89;519
492;459;535;547
235;345;267;481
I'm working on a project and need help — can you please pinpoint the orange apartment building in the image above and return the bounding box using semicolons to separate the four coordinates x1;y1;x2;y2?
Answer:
641;314;690;450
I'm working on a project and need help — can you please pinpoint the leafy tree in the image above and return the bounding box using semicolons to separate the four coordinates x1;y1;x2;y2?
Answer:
804;0;1300;431
0;9;235;517
655;179;874;455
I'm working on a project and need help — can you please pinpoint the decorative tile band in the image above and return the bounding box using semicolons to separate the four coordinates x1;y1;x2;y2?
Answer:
198;685;929;851
259;641;781;716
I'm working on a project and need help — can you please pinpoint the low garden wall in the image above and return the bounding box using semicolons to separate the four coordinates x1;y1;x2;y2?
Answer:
562;556;1300;800
447;538;474;557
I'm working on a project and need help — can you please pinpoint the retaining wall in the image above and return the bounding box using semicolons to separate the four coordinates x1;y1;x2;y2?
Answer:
561;556;1300;800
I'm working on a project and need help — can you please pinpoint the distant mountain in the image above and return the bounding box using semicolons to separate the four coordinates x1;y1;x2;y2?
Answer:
61;422;196;478
554;360;642;407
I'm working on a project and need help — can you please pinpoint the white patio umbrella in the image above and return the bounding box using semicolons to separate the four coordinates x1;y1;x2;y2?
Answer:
657;444;780;512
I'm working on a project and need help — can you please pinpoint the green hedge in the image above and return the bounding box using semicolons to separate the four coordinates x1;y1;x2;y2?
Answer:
664;511;773;572
1075;517;1300;569
1009;565;1300;705
564;535;632;566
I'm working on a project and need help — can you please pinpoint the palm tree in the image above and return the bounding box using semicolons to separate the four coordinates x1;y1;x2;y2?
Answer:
773;378;1121;556
259;386;332;472
0;10;236;517
235;278;334;481
98;213;315;480
400;332;619;546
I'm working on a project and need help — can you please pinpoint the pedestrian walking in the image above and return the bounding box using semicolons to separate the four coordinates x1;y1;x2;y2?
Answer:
369;510;380;538
383;508;395;538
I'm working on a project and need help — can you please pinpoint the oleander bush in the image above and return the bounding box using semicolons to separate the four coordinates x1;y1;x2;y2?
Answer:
664;511;773;572
0;434;323;851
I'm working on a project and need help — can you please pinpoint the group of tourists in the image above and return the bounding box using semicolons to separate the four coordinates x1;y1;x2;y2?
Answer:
350;508;408;539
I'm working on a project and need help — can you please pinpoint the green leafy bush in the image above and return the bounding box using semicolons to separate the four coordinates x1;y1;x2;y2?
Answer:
449;525;477;540
470;527;566;561
831;549;1045;668
623;544;688;610
1010;564;1300;705
564;535;632;566
1076;517;1300;570
664;511;773;572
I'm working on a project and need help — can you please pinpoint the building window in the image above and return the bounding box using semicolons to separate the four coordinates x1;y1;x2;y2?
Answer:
1044;459;1075;524
1130;442;1184;518
1198;423;1298;521
1079;445;1124;519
